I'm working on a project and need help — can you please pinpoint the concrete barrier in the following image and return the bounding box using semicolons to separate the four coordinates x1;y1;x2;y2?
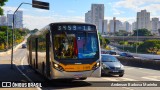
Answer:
131;53;160;60
117;57;160;70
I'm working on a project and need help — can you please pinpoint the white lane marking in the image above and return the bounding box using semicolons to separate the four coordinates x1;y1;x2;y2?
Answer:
13;56;42;90
142;76;160;81
20;56;26;70
13;61;33;82
102;77;137;81
119;78;137;81
122;87;134;90
102;77;119;81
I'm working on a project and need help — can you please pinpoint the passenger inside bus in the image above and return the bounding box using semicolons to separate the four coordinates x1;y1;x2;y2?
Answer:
54;34;77;59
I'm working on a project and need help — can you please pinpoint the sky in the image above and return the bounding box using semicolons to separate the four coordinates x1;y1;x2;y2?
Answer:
2;0;160;30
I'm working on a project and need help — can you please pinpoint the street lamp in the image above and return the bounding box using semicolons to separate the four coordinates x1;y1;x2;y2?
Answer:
6;10;12;50
11;1;49;69
123;35;124;51
136;17;139;54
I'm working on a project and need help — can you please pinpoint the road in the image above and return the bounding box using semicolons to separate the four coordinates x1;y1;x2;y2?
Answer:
0;47;160;90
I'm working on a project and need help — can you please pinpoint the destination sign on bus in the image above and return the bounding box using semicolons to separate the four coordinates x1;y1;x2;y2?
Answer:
53;25;96;31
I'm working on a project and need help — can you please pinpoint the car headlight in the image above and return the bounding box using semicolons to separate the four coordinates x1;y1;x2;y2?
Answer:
102;63;110;69
120;64;124;69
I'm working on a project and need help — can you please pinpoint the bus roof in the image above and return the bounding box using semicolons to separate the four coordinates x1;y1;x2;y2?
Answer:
49;22;96;26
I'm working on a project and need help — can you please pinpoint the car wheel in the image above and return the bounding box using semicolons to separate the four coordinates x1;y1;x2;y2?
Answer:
119;74;124;77
79;77;87;80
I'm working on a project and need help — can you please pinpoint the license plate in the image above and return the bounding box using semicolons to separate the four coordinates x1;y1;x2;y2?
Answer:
113;70;119;72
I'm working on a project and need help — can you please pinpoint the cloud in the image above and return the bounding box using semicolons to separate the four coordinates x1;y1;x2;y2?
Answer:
112;8;124;15
139;4;160;15
23;15;84;30
2;6;28;13
114;0;160;13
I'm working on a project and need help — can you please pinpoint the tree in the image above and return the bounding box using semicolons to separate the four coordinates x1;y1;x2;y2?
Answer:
115;30;129;36
132;29;152;36
0;0;8;15
30;28;38;34
0;26;7;31
138;40;160;54
0;31;5;44
98;33;110;48
105;38;110;44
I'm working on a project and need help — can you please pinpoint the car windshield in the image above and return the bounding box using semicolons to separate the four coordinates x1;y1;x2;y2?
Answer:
101;55;118;62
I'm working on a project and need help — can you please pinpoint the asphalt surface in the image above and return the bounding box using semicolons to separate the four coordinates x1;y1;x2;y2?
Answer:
0;47;160;90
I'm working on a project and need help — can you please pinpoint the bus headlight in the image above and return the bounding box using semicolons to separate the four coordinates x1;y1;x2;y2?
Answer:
52;62;64;72
92;62;100;70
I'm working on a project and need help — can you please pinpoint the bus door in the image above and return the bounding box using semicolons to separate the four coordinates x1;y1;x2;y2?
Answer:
46;33;50;77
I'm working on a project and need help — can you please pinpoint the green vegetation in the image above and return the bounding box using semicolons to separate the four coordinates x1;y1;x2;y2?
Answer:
138;40;160;54
112;29;159;54
0;0;8;15
98;33;110;49
132;29;152;36
117;40;160;54
30;28;39;34
115;30;129;36
0;26;29;50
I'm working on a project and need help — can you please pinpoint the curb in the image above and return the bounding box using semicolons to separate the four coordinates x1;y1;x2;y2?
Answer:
0;37;27;56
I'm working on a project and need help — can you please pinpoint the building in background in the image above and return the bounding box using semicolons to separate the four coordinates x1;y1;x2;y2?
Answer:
109;20;114;33
85;4;106;34
7;14;13;28
151;18;159;36
103;20;108;34
123;21;131;32
7;10;23;29
91;4;104;33
132;22;137;31
137;10;150;30
108;18;123;33
0;16;7;26
115;20;123;32
85;10;92;23
15;10;23;28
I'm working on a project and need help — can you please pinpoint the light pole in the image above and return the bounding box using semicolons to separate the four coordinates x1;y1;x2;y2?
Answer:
6;10;11;50
136;18;139;54
11;1;49;69
11;3;32;69
123;35;124;51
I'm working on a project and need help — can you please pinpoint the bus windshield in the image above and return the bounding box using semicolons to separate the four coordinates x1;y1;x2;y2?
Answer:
54;31;99;60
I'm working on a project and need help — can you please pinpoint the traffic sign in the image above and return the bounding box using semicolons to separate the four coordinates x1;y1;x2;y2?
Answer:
32;0;49;10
